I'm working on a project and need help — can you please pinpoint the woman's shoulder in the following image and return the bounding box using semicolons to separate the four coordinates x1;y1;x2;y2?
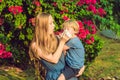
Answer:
30;42;36;50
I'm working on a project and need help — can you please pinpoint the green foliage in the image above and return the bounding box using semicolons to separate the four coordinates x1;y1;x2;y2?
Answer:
94;0;120;38
80;35;120;79
84;35;104;63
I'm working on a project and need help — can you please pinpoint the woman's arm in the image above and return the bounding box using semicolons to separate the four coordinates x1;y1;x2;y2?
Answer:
63;45;70;51
37;41;65;64
32;34;70;64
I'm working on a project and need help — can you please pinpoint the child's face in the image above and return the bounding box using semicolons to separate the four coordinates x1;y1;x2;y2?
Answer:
64;27;75;35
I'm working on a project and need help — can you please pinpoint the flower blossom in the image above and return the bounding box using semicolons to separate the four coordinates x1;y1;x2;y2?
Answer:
0;18;4;26
52;2;57;7
33;1;40;7
87;4;97;14
62;16;70;21
97;8;106;17
77;21;84;29
8;6;23;15
0;43;12;59
0;0;2;2
76;0;85;6
29;18;35;26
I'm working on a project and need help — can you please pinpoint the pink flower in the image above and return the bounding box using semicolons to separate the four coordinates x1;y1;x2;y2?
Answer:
62;16;70;21
78;33;87;40
97;8;106;17
52;2;57;7
91;0;96;5
29;18;35;26
0;43;12;59
76;0;85;6
0;43;5;50
85;29;90;35
5;52;12;58
8;6;23;15
16;6;23;13
63;9;68;13
0;51;12;59
85;0;91;4
87;4;97;14
78;29;87;40
0;0;2;2
76;19;97;45
33;1;41;7
60;11;64;14
85;39;92;44
0;50;3;56
77;21;84;29
90;36;94;43
84;20;93;26
91;25;97;34
0;18;4;26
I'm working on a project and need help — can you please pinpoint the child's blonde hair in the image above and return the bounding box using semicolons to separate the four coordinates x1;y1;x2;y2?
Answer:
62;20;79;34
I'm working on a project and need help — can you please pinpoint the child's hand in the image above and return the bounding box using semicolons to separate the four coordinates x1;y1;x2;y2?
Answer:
59;29;72;39
60;32;70;43
76;65;86;77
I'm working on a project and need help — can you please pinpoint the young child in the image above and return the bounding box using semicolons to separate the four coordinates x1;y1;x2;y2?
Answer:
58;20;85;80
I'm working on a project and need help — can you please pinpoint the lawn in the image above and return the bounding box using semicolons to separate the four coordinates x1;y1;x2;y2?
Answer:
0;33;120;80
0;66;35;80
80;33;120;80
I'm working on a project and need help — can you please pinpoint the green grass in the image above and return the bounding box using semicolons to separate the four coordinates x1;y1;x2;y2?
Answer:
80;34;120;79
0;33;120;80
0;66;35;80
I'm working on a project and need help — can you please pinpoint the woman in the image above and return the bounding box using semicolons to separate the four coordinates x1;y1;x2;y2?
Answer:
29;13;83;80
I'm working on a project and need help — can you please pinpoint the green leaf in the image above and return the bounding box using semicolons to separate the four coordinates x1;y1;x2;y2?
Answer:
19;32;25;40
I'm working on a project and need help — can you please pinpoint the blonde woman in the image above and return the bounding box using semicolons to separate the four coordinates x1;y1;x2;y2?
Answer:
29;13;84;80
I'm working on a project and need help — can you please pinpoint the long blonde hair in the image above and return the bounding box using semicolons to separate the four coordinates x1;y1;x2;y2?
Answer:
29;13;58;59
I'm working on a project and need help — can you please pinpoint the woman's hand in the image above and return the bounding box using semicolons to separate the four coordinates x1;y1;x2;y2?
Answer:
76;65;86;77
60;32;71;43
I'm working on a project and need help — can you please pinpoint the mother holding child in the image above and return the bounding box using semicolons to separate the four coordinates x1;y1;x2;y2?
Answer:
29;12;85;80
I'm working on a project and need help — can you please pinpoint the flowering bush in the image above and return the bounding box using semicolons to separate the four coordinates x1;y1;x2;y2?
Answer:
93;0;120;38
77;20;96;44
0;0;109;65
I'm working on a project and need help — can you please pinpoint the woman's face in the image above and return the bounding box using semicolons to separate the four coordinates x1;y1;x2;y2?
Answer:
48;15;55;34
